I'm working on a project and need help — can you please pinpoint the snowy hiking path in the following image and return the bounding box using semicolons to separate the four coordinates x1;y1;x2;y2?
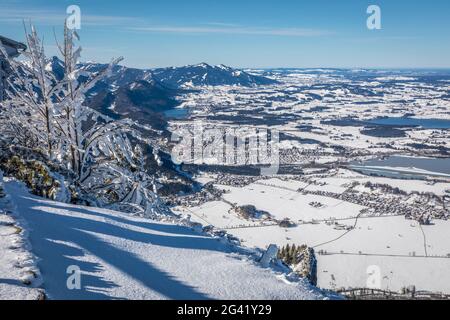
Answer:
3;181;331;300
0;193;43;300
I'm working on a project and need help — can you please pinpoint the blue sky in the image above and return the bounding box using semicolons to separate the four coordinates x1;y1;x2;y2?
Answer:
1;0;449;69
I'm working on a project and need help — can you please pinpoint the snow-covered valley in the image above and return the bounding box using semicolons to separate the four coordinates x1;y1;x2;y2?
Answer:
174;172;450;294
160;68;450;297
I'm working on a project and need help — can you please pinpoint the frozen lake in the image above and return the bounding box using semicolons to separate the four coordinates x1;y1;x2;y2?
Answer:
350;156;450;178
367;117;450;129
164;108;189;119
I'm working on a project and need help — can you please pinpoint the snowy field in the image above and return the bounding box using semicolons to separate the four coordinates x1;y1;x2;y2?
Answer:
178;172;450;294
220;182;365;222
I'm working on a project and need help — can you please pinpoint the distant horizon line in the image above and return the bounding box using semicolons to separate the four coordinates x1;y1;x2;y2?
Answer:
41;55;450;71
79;59;450;71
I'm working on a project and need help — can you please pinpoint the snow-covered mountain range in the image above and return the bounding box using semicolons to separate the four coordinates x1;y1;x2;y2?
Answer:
152;63;278;88
43;58;277;131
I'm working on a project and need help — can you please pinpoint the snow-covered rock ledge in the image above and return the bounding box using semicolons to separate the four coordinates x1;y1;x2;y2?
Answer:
0;172;44;300
1;177;340;300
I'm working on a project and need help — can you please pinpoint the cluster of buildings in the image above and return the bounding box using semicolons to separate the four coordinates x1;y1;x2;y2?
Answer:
165;182;225;207
303;189;448;222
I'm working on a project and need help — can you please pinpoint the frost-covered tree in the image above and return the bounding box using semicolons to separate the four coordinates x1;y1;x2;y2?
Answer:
0;25;57;157
97;145;171;218
53;25;125;178
0;23;169;217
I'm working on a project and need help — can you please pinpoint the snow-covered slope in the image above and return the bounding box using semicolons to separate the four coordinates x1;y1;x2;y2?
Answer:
0;214;43;300
1;180;334;300
0;175;43;300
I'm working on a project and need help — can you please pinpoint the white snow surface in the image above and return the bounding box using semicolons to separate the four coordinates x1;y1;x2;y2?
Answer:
0;173;42;300
0;200;42;300
1;180;333;300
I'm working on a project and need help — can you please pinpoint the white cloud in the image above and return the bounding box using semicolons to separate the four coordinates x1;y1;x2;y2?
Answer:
0;5;331;37
0;8;138;26
130;25;333;37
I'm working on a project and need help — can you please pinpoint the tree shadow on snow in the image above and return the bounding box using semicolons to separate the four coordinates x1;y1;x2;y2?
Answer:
7;183;235;300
